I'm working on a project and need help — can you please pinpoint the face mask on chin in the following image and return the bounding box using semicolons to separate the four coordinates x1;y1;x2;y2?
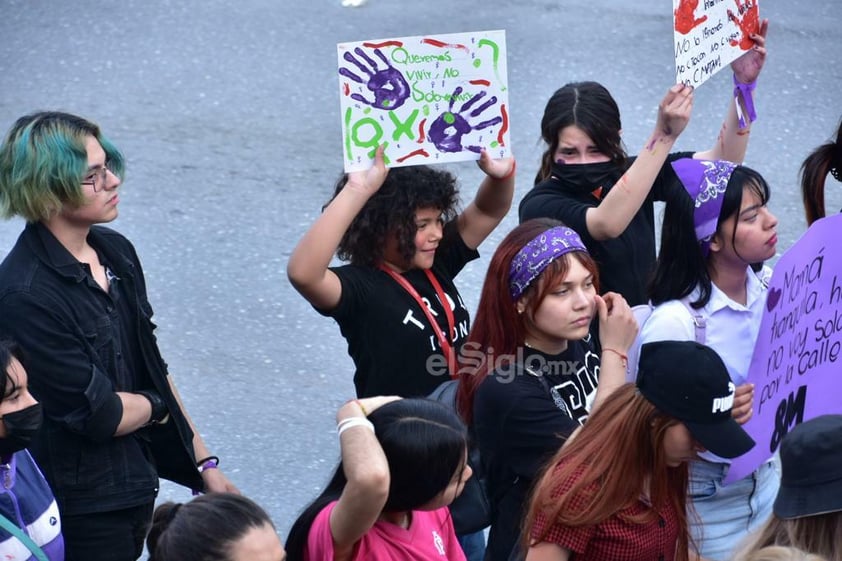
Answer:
0;403;42;458
551;161;622;198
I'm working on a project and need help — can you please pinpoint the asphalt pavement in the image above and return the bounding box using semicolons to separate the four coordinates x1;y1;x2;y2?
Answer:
0;0;840;543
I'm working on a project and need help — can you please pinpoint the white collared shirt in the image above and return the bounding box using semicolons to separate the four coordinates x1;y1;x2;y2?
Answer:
641;267;766;386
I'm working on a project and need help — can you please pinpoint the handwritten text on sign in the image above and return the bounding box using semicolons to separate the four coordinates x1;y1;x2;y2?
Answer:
726;214;842;484
337;30;510;172
673;0;760;87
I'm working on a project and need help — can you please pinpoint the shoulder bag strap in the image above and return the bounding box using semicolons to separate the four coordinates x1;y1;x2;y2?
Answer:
679;298;707;345
0;512;49;561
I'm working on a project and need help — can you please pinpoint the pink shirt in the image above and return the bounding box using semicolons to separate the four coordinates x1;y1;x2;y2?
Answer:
305;501;466;561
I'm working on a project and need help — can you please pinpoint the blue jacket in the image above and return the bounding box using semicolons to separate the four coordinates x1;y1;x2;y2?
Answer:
0;450;64;561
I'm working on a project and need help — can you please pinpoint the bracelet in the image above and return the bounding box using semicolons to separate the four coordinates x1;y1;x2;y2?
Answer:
196;455;219;469
198;459;218;473
336;417;375;437
602;348;629;368
732;73;757;129
501;160;517;181
137;390;169;424
354;399;368;416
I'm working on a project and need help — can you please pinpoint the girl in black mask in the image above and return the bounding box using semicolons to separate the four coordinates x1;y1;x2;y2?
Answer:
0;340;64;560
519;21;768;307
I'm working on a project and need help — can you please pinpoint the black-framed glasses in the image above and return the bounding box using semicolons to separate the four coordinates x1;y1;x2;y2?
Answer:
81;163;112;192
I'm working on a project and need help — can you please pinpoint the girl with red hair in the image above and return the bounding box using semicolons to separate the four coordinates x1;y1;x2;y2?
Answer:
456;218;637;561
523;340;755;561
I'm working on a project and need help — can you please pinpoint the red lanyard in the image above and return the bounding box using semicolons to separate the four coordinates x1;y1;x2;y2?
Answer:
378;265;457;379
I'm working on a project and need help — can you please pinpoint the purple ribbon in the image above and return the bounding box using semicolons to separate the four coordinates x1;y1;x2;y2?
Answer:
733;74;757;129
509;226;588;300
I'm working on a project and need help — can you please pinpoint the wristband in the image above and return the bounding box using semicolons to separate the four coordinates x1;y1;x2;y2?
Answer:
336;417;375;436
137;390;169;424
602;347;629;368
733;73;757;129
196;455;220;473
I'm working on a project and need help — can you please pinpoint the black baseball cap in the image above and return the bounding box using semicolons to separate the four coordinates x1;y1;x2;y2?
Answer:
636;340;755;459
774;414;842;519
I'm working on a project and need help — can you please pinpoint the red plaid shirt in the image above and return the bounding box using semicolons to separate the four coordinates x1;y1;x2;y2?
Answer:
531;469;679;561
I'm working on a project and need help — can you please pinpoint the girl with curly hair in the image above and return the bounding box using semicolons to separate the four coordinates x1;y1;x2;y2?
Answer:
288;148;514;398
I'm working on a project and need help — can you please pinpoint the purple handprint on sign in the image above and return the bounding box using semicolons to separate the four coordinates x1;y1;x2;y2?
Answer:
428;87;502;154
339;47;410;110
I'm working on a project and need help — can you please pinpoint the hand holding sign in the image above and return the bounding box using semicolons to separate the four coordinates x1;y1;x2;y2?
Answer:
731;382;755;425
730;17;768;84
656;83;694;139
345;145;389;197
476;148;514;180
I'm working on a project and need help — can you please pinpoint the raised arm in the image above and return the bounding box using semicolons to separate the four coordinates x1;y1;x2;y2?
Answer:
695;19;768;163
456;151;515;250
585;84;693;241
286;149;388;311
329;396;400;560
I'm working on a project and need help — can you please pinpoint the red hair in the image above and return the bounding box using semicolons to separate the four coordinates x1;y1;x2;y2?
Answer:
455;218;600;425
522;384;691;561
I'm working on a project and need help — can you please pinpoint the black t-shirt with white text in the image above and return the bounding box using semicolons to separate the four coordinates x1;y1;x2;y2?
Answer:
323;220;478;397
473;336;601;561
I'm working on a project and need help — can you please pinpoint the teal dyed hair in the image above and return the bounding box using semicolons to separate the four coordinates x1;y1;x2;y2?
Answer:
0;111;125;222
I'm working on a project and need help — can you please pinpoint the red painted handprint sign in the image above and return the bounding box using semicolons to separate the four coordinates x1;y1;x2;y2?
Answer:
728;0;760;50
674;0;708;35
673;0;763;88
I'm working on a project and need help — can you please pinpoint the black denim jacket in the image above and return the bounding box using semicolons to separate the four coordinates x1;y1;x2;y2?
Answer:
0;223;203;515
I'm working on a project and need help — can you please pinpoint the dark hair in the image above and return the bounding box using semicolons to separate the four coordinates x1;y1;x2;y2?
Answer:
146;493;276;561
330;165;459;266
649;165;771;307
535;81;627;184
456;218;600;425
0;340;26;400
801;119;842;226
285;398;468;561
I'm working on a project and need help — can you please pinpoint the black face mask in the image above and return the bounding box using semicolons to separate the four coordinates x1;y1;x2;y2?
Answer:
0;403;42;457
551;161;623;198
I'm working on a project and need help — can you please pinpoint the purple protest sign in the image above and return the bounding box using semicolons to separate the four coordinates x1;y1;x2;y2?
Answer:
726;213;842;484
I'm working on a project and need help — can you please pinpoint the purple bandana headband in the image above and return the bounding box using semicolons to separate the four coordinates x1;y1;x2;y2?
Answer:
509;226;588;300
671;158;739;256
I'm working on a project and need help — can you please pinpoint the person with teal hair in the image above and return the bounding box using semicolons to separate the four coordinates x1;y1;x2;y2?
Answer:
0;112;125;222
0;111;238;561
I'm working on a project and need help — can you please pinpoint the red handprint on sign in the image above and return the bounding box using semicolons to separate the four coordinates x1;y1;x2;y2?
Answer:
728;0;760;50
674;0;708;35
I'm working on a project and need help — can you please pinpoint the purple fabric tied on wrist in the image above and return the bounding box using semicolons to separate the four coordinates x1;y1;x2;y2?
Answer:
733;74;757;129
509;226;588;300
671;158;739;256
